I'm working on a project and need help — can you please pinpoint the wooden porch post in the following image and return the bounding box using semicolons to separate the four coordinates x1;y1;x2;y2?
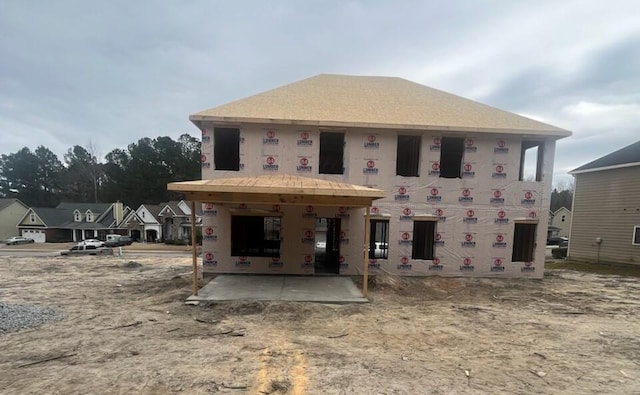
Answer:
190;200;198;296
363;206;371;297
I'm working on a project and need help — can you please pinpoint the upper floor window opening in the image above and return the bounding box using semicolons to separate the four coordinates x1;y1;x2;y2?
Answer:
396;135;421;177
319;132;344;174
214;127;240;171
519;141;544;182
439;137;465;178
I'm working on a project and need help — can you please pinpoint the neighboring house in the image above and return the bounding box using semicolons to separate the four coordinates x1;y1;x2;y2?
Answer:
174;74;571;278
158;200;202;242
18;202;127;242
0;198;29;240
550;207;572;238
569;140;640;265
122;204;163;242
122;200;203;242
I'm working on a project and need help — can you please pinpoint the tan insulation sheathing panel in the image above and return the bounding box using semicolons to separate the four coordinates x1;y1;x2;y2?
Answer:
199;124;556;278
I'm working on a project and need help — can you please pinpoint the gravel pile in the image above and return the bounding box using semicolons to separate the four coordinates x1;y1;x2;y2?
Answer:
0;303;62;334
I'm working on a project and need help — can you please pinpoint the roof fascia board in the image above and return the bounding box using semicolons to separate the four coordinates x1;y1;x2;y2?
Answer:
570;161;640;175
137;204;160;224
190;115;571;138
121;210;142;225
17;208;37;226
159;205;177;216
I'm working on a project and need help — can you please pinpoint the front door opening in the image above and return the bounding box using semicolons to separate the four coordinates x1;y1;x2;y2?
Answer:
315;218;341;274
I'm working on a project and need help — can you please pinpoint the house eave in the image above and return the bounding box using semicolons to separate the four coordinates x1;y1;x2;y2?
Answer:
569;161;640;175
189;115;571;139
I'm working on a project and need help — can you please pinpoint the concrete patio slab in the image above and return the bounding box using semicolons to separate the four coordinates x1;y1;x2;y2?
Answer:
187;275;368;304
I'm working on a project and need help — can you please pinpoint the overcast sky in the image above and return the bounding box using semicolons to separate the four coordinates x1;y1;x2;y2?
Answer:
2;1;639;186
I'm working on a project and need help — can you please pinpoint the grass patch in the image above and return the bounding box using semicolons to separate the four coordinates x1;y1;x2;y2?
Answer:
545;259;640;278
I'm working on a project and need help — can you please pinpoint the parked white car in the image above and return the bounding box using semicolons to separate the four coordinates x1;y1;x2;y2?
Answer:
77;239;105;247
61;245;113;256
4;236;35;245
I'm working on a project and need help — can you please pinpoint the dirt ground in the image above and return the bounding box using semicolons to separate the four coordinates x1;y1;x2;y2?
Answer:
1;255;639;394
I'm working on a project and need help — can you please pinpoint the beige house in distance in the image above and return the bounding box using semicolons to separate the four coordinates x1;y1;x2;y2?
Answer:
569;140;640;265
171;74;571;278
550;207;572;238
0;198;29;240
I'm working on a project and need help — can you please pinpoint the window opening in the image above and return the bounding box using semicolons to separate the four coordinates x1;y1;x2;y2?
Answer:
439;137;464;178
412;220;436;260
214;128;240;171
369;219;389;259
319;132;344;174
396;135;421;176
231;216;281;257
633;226;640;246
519;141;544;181
512;223;537;261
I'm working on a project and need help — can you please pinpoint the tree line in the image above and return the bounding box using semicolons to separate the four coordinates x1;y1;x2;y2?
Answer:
550;183;574;212
0;134;200;209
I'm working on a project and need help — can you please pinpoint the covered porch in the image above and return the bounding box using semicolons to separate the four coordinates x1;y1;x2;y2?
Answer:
168;174;386;299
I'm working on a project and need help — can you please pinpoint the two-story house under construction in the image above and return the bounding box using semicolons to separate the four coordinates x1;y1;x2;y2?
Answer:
170;74;571;279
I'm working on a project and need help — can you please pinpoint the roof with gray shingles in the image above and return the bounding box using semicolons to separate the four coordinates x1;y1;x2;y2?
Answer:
28;207;73;227
142;204;164;220
159;200;202;216
56;202;111;215
571;140;640;173
191;74;570;137
159;201;183;216
29;203;117;229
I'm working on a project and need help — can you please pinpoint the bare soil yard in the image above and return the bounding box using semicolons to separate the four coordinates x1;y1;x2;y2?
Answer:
1;255;639;394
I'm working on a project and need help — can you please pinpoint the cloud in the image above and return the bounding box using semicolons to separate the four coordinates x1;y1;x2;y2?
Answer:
0;0;639;184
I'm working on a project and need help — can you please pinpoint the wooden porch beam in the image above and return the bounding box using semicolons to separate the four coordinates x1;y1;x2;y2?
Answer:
190;200;198;296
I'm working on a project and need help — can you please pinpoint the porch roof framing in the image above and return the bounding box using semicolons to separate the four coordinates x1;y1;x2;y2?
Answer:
168;174;387;207
168;174;387;298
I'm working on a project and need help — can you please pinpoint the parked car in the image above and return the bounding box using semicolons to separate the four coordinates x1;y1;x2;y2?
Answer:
4;236;35;245
77;239;105;247
61;245;113;256
552;240;569;258
105;235;124;247
547;236;568;246
104;235;133;247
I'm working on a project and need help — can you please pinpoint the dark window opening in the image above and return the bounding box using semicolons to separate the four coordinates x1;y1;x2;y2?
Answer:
396;135;421;176
412;220;436;260
214;128;240;171
633;226;640;246
512;223;537;261
519;141;544;181
231;216;281;257
369;219;389;259
319;132;344;174
439;137;464;178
